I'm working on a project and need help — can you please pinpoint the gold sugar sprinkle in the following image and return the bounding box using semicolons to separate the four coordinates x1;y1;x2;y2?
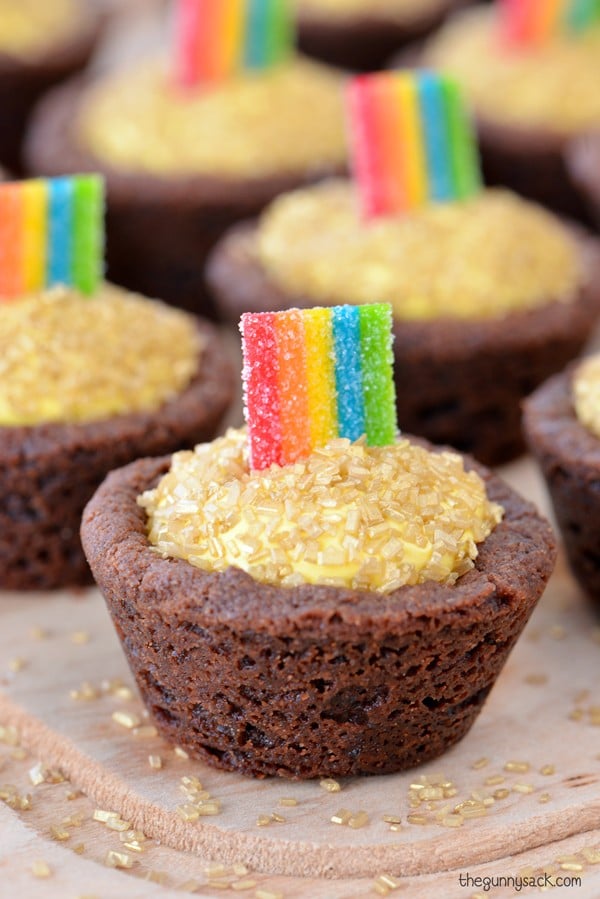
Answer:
513;783;534;794
8;657;26;672
256;815;273;827
539;793;551;804
331;808;352;826
232;881;258;891
407;814;429;826
49;824;70;841
134;725;158;738
524;673;548;685
31;860;52;879
493;788;510;801
105;850;134;869
581;847;600;864
93;809;118;823
141;428;503;594
348;810;370;829
320;778;341;793
255;890;284;899
70;631;90;645
484;775;505;786
148;755;163;769
382;815;402;825
540;765;555;776
258;182;580;321
73;843;85;855
504;761;530;773
278;797;298;807
111;710;141;729
174;746;189;759
373;873;402;894
471;757;489;770
0;285;201;428
70;681;100;702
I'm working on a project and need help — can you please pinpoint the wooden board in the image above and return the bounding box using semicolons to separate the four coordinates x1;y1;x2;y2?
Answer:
1;458;599;896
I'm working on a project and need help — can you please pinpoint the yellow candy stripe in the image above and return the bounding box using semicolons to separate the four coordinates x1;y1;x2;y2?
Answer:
22;180;47;294
303;307;337;448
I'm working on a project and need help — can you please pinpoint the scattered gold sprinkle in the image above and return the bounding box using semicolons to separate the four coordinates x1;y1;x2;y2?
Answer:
348;810;370;829
148;755;163;770
141;428;503;593
581;847;600;864
278;797;298;807
29;626;48;640
69;681;100;702
29;763;46;786
72;843;85;855
70;631;90;645
232;881;258;891
373;873;402;894
331;809;352;826
105;850;134;869
49;824;70;841
255;890;283;899
382;815;402;825
174;746;189;759
134;725;158;738
407;814;429;826
105;816;132;832
93;809;118;823
540;765;555;776
560;862;584;872
111;710;142;729
178;804;200;823
504;761;530;773
471;757;489;770
0;725;21;745
539;793;551;804
524;673;548;685
484;775;505;786
0;286;202;427
513;783;535;794
31;860;52;879
320;778;341;793
8;657;26;672
440;814;464;827
257;815;273;827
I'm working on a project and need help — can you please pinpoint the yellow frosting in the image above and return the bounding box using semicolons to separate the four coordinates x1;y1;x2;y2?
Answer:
0;0;81;57
572;354;600;440
255;181;580;320
426;8;600;133
77;58;346;178
296;0;444;23
0;284;201;427
140;428;503;594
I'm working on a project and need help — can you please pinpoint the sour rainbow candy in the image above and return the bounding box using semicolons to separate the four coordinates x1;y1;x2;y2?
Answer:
346;71;481;220
173;0;293;89
500;0;600;47
0;175;104;301
241;304;397;471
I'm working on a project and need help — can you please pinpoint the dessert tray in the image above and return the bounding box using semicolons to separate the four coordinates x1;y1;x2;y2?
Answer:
0;457;599;898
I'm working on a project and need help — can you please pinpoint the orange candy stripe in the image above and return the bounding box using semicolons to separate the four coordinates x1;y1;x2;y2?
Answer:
0;184;24;299
275;309;312;465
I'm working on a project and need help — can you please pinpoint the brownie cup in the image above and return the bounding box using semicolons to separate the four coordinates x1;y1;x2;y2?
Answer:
207;183;600;466
25;58;347;318
524;362;600;611
0;288;234;591
0;0;101;172
568;133;600;230
420;7;600;222
295;0;464;72
81;437;555;779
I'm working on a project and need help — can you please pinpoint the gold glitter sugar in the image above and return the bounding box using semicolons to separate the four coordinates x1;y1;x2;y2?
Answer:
256;182;580;321
140;428;503;593
0;285;201;427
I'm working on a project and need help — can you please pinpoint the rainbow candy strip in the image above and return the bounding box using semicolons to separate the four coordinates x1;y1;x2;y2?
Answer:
173;0;293;89
500;0;600;47
0;175;104;301
241;304;397;471
346;71;481;220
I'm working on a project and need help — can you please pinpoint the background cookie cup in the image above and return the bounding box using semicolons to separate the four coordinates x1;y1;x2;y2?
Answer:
207;221;600;466
523;366;600;611
25;68;346;318
568;133;600;230
295;0;464;72
0;320;234;592
0;3;102;172
81;445;556;780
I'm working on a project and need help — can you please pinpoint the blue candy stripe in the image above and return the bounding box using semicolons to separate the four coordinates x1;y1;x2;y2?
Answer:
419;71;454;202
332;305;365;442
47;177;73;288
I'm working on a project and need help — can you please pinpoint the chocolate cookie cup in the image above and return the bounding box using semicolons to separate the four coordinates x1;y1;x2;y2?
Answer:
0;319;234;592
568;133;600;230
25;68;346;319
524;367;600;611
81;445;556;779
296;0;462;72
419;7;600;222
207;220;600;467
0;5;101;172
